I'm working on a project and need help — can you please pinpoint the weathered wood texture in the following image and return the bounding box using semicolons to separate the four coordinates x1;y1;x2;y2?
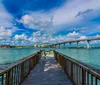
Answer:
22;56;73;85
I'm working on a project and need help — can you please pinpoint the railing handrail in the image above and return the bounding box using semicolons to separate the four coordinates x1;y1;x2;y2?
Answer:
0;53;38;75
0;51;41;85
54;50;100;79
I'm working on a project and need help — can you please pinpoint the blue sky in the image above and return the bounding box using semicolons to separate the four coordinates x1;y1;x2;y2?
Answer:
0;0;100;45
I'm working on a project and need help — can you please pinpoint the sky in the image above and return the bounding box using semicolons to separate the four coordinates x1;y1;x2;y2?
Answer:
0;0;100;46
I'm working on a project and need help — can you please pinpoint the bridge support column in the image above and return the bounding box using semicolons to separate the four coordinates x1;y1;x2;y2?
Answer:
53;45;55;48
59;44;61;48
69;42;71;48
63;43;66;48
57;44;60;48
76;41;79;48
54;45;55;48
87;40;91;49
55;45;57;48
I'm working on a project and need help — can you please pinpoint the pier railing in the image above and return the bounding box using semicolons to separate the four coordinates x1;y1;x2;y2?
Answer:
54;50;100;85
0;51;41;85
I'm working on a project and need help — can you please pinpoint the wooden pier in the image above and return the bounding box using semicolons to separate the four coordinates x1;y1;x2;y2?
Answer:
0;50;100;85
22;55;73;85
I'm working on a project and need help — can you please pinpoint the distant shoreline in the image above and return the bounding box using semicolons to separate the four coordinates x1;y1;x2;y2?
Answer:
0;45;100;48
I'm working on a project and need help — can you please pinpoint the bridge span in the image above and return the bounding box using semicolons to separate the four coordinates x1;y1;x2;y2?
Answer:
48;37;100;48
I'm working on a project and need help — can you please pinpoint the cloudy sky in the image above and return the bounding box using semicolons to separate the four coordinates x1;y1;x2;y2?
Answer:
0;0;100;45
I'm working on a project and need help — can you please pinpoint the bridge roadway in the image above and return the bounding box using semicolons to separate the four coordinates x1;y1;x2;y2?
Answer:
48;37;100;48
58;37;100;44
22;55;73;85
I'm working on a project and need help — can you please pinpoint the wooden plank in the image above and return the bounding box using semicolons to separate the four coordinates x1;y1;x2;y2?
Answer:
22;55;73;85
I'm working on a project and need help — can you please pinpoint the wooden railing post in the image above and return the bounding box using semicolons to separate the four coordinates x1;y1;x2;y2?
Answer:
71;62;73;79
1;74;4;85
29;59;32;71
82;68;86;85
6;70;11;85
21;63;24;82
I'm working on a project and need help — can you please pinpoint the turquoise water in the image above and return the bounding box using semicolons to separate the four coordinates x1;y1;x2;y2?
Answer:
0;48;40;64
0;48;99;84
0;48;100;69
56;48;100;68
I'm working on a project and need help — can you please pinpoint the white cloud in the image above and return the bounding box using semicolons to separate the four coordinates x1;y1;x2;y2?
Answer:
79;36;87;39
95;34;100;38
17;0;100;35
31;31;83;44
14;33;38;45
14;34;27;41
33;31;41;37
31;31;81;44
0;27;14;39
67;31;80;37
53;0;100;25
12;30;100;45
0;0;100;45
19;12;53;32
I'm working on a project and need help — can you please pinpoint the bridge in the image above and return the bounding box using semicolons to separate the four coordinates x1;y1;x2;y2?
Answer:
0;50;100;85
48;37;100;48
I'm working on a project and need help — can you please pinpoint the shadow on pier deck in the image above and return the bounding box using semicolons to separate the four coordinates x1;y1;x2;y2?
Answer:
22;55;73;85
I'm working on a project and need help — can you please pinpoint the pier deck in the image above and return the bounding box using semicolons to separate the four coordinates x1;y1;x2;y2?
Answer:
22;55;73;85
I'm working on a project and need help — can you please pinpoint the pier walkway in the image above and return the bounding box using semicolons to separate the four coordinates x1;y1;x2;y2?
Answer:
22;55;73;85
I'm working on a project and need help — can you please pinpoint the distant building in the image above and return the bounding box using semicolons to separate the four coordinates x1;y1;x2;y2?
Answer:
40;44;47;48
34;44;38;48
